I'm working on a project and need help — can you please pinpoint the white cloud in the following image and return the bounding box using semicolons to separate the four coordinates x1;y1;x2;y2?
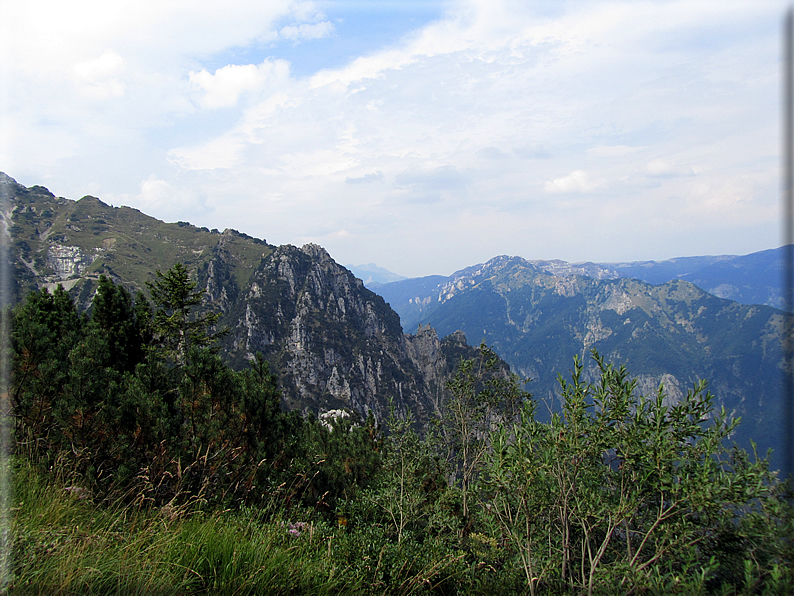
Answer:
167;91;302;171
279;21;334;41
346;171;384;184
5;0;787;276
513;144;550;159
5;0;308;78
132;175;208;219
395;165;466;191
588;145;644;158
643;159;695;178
73;51;126;100
477;146;506;159
190;65;261;109
682;171;775;224
189;59;291;109
168;136;247;171
544;170;602;194
282;149;360;178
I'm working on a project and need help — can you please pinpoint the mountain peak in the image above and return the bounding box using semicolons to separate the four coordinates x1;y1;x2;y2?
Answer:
300;243;332;262
0;171;18;186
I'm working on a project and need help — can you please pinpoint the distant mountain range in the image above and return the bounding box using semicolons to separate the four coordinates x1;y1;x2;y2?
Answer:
2;171;787;469
372;254;787;470
602;249;785;309
369;246;785;316
345;263;407;287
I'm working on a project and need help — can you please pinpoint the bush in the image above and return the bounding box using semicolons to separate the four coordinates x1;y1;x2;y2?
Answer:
485;351;791;595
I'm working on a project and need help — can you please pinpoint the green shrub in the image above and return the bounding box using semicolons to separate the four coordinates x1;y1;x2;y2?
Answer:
484;351;791;595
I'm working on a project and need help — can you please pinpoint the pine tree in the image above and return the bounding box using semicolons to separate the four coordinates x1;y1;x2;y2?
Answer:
146;263;226;364
11;285;84;436
90;275;140;372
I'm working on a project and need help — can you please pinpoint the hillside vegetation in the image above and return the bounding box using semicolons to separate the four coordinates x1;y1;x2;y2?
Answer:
7;269;794;594
3;172;270;308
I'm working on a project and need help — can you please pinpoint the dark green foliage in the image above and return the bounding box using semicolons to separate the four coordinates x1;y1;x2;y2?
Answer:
10;270;294;508
283;410;383;515
11;285;86;441
133;290;154;346
10;268;793;594
147;263;228;364
89;275;144;371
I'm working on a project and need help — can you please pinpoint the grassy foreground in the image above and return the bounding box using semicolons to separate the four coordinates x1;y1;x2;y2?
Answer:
10;456;794;596
10;463;350;594
8;460;481;595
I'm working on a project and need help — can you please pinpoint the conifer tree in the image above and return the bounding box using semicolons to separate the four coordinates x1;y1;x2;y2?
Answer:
146;263;226;364
133;290;153;348
90;275;140;372
11;285;84;436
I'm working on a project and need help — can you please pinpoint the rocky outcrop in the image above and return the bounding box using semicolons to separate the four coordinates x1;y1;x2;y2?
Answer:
46;244;98;278
216;243;482;426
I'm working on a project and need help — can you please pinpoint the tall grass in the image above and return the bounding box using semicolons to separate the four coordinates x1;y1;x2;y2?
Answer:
8;458;488;595
9;460;366;595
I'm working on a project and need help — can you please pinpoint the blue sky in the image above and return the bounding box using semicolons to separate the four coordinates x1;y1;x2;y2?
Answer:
1;0;789;278
198;1;448;77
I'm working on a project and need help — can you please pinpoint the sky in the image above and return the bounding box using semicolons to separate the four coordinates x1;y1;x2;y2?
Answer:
1;0;789;278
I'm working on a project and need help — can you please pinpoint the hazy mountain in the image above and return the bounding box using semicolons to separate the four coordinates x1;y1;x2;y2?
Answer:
382;247;785;317
375;255;786;469
601;255;736;285
346;263;407;287
600;247;785;309
1;173;486;426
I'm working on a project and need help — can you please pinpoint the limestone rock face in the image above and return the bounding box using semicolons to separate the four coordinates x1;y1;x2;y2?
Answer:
47;244;98;278
214;243;481;425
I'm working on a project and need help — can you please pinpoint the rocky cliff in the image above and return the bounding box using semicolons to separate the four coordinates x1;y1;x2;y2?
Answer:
202;241;483;422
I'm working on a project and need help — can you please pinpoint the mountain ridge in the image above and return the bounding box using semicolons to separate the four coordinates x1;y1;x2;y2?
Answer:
3;172;785;467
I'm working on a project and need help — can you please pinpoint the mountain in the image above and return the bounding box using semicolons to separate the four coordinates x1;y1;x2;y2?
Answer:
4;172;786;467
677;248;785;309
375;255;786;469
494;248;785;309
345;263;407;287
0;173;487;426
1;172;271;308
599;255;735;285
378;247;785;332
207;243;479;422
599;247;785;310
